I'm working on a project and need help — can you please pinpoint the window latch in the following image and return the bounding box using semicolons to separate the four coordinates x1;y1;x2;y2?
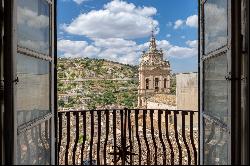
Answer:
225;72;232;80
13;77;19;84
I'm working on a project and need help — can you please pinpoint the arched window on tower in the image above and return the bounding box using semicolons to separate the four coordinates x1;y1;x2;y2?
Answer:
155;78;159;91
146;78;149;89
164;78;167;88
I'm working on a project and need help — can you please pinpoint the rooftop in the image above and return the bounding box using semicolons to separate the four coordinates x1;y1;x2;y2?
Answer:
148;94;176;106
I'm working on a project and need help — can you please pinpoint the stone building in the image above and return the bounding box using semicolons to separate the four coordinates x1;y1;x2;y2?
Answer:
176;72;198;111
176;72;198;129
138;32;171;108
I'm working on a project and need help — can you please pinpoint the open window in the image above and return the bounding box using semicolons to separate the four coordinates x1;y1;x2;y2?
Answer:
199;0;249;164
3;0;56;164
200;0;232;164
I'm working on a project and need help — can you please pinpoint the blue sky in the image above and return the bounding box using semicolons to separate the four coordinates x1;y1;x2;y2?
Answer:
58;0;198;73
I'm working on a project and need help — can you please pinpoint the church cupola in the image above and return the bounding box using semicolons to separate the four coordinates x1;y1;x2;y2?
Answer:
140;28;169;67
149;31;157;51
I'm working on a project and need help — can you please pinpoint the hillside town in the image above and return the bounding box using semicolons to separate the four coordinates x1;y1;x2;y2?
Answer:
58;32;198;165
57;58;139;110
57;31;198;112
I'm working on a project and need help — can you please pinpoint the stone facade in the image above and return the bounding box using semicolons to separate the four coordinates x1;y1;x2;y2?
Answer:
176;72;198;111
138;32;171;108
176;72;198;129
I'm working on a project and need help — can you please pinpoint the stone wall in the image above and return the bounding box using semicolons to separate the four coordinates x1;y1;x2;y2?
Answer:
147;101;176;110
176;72;198;111
176;72;198;129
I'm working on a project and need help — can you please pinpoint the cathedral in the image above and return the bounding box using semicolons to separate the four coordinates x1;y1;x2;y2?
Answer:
138;32;171;108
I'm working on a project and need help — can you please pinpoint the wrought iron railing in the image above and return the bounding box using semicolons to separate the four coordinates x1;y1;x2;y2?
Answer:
57;109;198;165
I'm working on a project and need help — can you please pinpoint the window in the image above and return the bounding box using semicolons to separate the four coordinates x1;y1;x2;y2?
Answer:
204;0;227;54
201;0;231;165
14;0;55;164
155;78;159;91
17;0;50;55
164;78;167;88
146;78;149;89
16;54;50;125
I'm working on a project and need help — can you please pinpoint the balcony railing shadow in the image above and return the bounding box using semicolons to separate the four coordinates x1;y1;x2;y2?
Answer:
57;109;198;165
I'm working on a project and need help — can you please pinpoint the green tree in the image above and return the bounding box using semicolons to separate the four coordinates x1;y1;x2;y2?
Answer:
86;100;97;109
58;99;65;107
120;92;136;108
86;93;99;109
102;90;117;106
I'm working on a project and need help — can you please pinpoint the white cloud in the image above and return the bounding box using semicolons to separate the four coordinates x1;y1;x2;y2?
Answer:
93;38;141;64
98;47;140;65
154;40;197;59
205;3;226;34
156;40;172;50
186;15;198;28
62;0;158;39
166;46;197;59
94;38;136;48
58;38;141;64
58;38;197;64
58;40;100;58
186;40;197;48
62;0;88;4
174;19;184;29
17;6;49;29
166;40;197;59
173;14;198;29
73;0;88;4
104;0;156;16
139;39;196;59
204;3;227;52
59;0;198;65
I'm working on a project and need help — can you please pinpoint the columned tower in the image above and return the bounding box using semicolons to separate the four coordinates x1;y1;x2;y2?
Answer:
137;32;171;108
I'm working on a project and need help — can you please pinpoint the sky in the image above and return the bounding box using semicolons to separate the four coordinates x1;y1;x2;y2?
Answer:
57;0;198;73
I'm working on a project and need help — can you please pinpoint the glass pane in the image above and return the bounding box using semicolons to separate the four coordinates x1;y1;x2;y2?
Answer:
204;55;228;123
17;54;50;125
204;118;229;165
17;120;51;165
17;0;50;55
204;0;227;54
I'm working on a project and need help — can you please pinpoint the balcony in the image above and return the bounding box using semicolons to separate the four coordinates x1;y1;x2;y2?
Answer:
57;109;198;165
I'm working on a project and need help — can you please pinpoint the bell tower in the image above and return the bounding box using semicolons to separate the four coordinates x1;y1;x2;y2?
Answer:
137;28;171;108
